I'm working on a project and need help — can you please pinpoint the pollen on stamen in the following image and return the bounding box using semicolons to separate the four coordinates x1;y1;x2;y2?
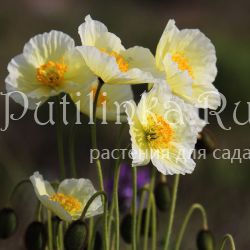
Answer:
36;61;67;87
145;114;173;149
100;48;129;72
172;53;193;78
50;193;82;215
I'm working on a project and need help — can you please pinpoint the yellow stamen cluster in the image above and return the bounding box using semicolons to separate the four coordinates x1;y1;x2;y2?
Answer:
36;61;67;87
172;52;193;78
50;193;82;215
100;48;129;72
145;114;173;149
91;87;107;106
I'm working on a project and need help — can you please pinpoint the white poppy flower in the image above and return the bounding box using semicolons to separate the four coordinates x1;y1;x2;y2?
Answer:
155;20;220;109
77;15;162;85
125;83;206;175
6;30;96;109
30;172;103;222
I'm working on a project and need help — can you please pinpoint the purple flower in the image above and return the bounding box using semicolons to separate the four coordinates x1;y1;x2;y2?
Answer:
105;164;150;211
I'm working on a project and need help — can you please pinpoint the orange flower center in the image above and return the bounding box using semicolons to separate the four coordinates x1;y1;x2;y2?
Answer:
100;48;129;72
50;193;82;215
145;114;173;149
36;61;67;87
172;53;193;78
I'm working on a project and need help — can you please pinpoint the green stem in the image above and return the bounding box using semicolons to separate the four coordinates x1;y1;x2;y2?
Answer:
81;191;108;250
56;96;66;179
137;187;149;244
91;78;104;191
150;194;157;250
219;234;236;250
132;167;137;250
47;210;53;250
58;221;64;250
163;174;180;250
87;218;94;250
108;124;126;249
175;203;208;250
8;179;30;204
143;169;156;250
69;117;77;178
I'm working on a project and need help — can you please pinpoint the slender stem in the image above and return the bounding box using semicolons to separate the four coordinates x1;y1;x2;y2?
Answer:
132;167;137;250
58;221;64;250
91;78;104;191
143;169;156;250
150;194;157;250
81;191;108;250
87;218;94;250
163;174;180;250
35;202;42;221
108;124;126;249
47;210;53;250
137;187;149;244
114;163;121;250
69;116;77;178
175;203;208;250
56;96;66;179
219;234;236;250
8;179;30;204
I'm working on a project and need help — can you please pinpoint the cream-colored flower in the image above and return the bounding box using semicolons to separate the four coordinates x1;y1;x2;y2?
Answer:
126;83;205;175
70;80;133;121
6;30;96;109
30;172;103;222
155;20;220;109
77;15;162;85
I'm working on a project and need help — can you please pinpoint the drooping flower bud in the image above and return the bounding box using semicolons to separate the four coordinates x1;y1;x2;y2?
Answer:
0;207;17;239
154;181;171;212
64;220;88;250
25;221;47;250
195;128;217;154
197;229;215;250
120;213;132;244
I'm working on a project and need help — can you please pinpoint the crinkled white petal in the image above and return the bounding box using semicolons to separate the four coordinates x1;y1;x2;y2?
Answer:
23;30;75;67
30;171;55;197
126;83;205;174
125;100;150;166
39;195;72;222
58;179;103;219
155;19;219;109
78;15;108;46
70;81;133;121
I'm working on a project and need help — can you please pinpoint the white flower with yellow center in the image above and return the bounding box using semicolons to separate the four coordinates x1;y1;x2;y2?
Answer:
155;20;220;110
30;172;103;222
77;15;162;85
126;84;205;175
6;30;96;109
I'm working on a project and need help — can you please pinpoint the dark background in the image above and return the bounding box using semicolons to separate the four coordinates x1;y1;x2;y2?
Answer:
0;0;250;249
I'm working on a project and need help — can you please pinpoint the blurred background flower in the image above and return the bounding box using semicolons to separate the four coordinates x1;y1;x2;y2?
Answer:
105;164;150;211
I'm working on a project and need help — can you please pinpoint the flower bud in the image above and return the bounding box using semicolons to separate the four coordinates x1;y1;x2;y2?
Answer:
25;221;47;250
64;220;87;250
154;181;171;212
0;207;17;239
197;229;215;250
120;213;132;244
196;128;217;154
